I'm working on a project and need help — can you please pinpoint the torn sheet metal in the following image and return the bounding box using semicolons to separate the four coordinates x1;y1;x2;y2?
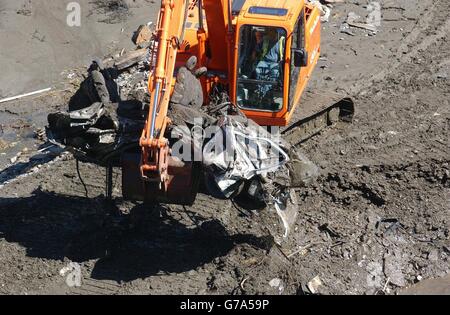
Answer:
202;115;320;239
203;115;290;197
272;188;299;239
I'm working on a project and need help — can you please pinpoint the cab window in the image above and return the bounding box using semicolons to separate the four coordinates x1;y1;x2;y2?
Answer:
237;25;287;111
289;10;305;109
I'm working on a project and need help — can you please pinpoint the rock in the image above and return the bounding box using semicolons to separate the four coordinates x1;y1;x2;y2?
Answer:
269;278;282;288
384;253;407;287
269;278;285;294
428;249;439;262
0;139;9;151
286;150;319;187
132;24;152;47
170;57;204;108
307;276;323;294
366;262;383;288
10;152;22;164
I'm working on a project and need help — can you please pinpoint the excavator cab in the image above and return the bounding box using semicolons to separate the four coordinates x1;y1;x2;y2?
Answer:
231;2;322;127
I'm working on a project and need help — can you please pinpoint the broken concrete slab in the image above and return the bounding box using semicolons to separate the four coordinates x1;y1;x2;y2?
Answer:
132;24;153;47
307;276;323;294
114;48;148;70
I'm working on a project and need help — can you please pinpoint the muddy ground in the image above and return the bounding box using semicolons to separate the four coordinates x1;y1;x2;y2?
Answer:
0;0;449;295
0;0;159;98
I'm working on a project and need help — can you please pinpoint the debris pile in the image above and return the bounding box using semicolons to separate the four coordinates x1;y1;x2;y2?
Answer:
46;26;319;240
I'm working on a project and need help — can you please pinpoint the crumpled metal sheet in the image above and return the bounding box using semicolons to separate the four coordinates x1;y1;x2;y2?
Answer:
68;102;106;127
272;188;299;239
202;115;320;239
203;115;290;197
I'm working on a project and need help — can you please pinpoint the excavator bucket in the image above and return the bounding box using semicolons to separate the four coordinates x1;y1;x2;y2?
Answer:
122;150;201;205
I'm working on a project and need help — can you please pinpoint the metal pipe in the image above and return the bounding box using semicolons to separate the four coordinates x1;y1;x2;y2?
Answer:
198;0;204;30
0;87;51;104
155;2;172;79
227;0;233;33
150;82;161;138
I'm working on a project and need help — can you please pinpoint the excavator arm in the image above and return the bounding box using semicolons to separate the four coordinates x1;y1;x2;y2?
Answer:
140;0;232;193
140;0;189;184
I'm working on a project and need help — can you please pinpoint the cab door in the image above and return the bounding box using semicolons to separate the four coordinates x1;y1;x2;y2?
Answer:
287;5;321;120
288;9;306;112
304;4;321;78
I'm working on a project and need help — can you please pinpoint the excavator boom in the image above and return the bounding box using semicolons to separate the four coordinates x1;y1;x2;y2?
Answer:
139;0;233;183
140;0;188;182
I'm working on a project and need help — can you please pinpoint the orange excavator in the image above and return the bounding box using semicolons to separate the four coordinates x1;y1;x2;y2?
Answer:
121;0;354;205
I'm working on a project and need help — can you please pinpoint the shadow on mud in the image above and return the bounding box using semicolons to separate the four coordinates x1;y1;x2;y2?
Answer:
0;190;270;282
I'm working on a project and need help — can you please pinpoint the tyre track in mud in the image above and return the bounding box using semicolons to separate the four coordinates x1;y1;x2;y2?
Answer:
287;0;450;294
348;0;450;97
